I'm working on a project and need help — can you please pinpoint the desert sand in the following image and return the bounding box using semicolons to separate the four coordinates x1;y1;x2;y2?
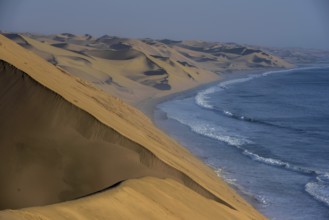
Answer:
0;34;273;219
4;33;292;106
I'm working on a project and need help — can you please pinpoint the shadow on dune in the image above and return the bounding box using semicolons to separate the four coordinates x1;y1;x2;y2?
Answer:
0;60;234;211
84;49;142;60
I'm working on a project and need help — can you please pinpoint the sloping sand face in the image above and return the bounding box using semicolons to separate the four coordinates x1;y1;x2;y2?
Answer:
0;61;231;211
0;60;158;209
0;178;249;220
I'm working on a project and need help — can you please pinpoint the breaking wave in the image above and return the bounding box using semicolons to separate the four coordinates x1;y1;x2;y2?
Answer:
194;68;318;133
162;110;251;147
305;173;329;207
195;75;259;110
195;66;329;112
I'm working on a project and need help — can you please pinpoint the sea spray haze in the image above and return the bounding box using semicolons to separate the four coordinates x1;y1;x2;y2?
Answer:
156;66;329;219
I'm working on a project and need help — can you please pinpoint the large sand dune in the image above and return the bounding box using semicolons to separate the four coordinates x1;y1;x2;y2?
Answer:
0;34;267;219
0;61;174;209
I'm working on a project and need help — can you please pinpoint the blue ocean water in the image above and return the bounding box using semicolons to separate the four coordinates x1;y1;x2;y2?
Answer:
155;66;329;220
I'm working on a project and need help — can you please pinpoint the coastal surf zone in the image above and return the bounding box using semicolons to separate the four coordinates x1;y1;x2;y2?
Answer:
156;66;329;219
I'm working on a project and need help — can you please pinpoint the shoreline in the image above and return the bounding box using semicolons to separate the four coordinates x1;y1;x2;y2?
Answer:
137;63;329;121
137;67;285;122
148;65;329;219
138;66;300;216
145;68;275;216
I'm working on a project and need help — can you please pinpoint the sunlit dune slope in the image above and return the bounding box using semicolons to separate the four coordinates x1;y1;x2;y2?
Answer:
0;178;251;220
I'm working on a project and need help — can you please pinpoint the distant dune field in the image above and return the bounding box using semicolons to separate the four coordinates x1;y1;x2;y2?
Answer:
3;33;292;106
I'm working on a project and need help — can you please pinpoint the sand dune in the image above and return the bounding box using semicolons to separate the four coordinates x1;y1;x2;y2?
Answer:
0;59;227;210
0;178;250;220
0;35;267;219
0;61;169;209
171;40;293;73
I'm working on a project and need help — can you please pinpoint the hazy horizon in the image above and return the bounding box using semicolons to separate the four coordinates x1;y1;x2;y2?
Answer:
1;0;328;50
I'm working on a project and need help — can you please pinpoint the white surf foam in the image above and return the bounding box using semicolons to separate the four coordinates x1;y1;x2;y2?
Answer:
262;66;329;76
195;86;220;110
242;149;319;175
306;173;329;207
195;66;329;112
317;173;329;183
168;113;251;147
195;75;259;110
213;166;270;207
305;179;329;207
160;100;252;148
243;150;288;167
191;123;250;147
223;110;234;116
219;75;259;87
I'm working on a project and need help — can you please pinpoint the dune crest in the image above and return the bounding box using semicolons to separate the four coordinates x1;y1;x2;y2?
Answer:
0;35;266;219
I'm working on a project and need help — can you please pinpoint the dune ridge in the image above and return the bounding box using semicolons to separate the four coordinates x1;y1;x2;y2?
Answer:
0;178;250;220
0;34;266;219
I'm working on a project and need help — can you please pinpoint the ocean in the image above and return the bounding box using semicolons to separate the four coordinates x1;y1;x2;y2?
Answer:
154;66;329;220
